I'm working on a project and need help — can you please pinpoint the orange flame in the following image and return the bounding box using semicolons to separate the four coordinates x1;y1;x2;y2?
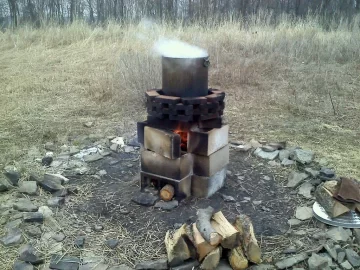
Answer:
174;128;188;152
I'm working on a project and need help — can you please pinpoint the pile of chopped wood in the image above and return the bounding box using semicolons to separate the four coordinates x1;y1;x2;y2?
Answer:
164;206;261;270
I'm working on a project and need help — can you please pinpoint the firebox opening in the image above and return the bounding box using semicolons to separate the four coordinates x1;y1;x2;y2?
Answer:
174;130;188;152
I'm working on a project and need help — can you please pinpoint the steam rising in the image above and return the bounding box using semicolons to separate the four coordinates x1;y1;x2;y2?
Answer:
154;38;208;58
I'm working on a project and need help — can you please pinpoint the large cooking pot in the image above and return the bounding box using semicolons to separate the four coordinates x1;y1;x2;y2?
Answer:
162;56;210;97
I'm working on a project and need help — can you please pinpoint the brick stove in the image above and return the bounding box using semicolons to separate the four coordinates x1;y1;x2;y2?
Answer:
137;53;229;200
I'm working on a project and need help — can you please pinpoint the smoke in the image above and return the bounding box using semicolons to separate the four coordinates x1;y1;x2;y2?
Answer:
153;38;208;58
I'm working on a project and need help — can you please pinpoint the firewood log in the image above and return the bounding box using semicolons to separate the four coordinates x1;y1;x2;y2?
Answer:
196;207;222;246
192;223;217;261
234;214;261;264
201;247;222;270
323;180;340;195
211;211;240;249
165;224;195;267
315;183;351;218
160;184;175;201
228;246;248;270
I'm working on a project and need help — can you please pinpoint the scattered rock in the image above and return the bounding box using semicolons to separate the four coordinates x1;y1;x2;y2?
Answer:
97;169;107;176
0;228;23;246
69;146;80;155
268;160;280;167
18;181;38;195
49;255;80;270
124;146;135;153
324;243;337;260
14;199;38;212
287;172;308;188
110;143;119;152
249;139;262;148
84;153;103;162
5;218;23;230
105;239;119;249
84;121;94;128
24;225;42;238
47;197;65;207
0;177;13;192
37;177;64;193
132;192;158;206
154;200;179;210
111;137;125;147
135;258;168;270
326;227;352;242
308;253;330;270
235;144;252;152
13;261;34;270
75;236;85;248
338;251;346;263
290;149;314;164
340;261;353;270
345;248;360;268
283;246;297;254
19;243;44;264
311;232;327;240
261;145;277;152
279;150;291;161
23;212;44;223
38;206;53;218
44;173;69;185
298;182;314;199
94;224;104;231
4;169;21;186
41;156;53;166
288;218;302;227
295;206;313;220
305;168;320;178
220;194;236;202
254;148;279;160
319;168;336;181
275;253;308;269
281;158;295;166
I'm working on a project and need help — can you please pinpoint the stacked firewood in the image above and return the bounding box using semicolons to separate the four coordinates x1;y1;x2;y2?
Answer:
164;207;261;270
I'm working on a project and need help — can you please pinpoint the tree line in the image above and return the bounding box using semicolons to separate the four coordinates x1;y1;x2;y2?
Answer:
1;0;360;28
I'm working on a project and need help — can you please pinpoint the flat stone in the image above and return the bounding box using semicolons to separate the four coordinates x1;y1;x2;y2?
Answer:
23;212;44;223
49;255;80;270
13;261;34;270
319;168;335;180
4;170;21;186
295;206;313;220
132;192;158;206
220;194;236;202
47;197;65;207
19;243;44;264
41;156;53;166
326;227;352;242
75;236;85;248
14;199;38;212
84;153;103;162
0;228;23;246
44;173;69;185
275;253;308;269
305;168;320;178
254;148;279;160
0;177;13;192
290;149;315;164
298;182;314;199
283;246;297;254
124;146;135;153
338;251;346;263
288;218;302;227
345;248;360;267
5;218;23;230
287;172;308;188
135;258;168;270
52;232;66;242
281;158;295;166
154;200;179;210
279;150;291;161
324;243;337;260
18;181;38;195
340;261;353;270
249;139;262;148
172;260;200;270
108;265;133;270
105;238;119;249
38;206;54;218
308;252;330;270
37;178;64;193
312;232;327;240
24;225;42;238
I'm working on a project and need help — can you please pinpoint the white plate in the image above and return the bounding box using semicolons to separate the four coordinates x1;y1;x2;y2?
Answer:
313;202;360;228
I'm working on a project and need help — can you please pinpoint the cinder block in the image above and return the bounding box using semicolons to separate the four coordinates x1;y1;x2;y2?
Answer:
141;151;193;180
144;126;181;159
145;89;161;101
188;125;229;156
137;121;148;145
193;145;229;177
191;166;227;198
198;118;222;129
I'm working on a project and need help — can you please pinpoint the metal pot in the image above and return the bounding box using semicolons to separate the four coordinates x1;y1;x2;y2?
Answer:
162;56;209;97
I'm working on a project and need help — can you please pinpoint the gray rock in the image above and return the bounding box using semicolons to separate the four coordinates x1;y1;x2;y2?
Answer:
308;253;330;270
132;192;158;206
13;261;34;270
84;153;103;162
23;212;43;223
287;172;309;188
52;232;66;242
105;239;119;249
38;206;53;218
340;261;353;270
283;246;297;254
75;236;85;248
281;158;295;166
305;168;320;178
279;150;291;161
154;200;179;210
310;178;323;186
338;251;346;263
0;228;23;246
311;232;327;240
5;218;23;230
47;197;65;207
345;248;360;267
14;199;38;212
0;177;13;192
220;194;236;202
18;181;38;195
108;265;133;270
275;253;308;269
19;243;44;264
44;173;68;185
319;168;335;180
324;243;337;260
49;255;80;270
290;149;315;164
326;227;352;242
298;182;314;199
37;177;64;193
318;253;335;268
288;218;302;227
135;259;168;270
254;148;279;160
41;156;53;166
295;206;313;220
94;224;104;231
69;146;80;155
4;170;21;186
261;145;277;152
24;225;42;238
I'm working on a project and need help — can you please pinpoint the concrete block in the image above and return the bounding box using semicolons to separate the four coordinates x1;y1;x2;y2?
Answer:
193;145;229;177
191;167;227;198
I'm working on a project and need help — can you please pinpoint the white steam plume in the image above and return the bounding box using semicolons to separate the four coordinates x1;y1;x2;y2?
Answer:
153;38;208;58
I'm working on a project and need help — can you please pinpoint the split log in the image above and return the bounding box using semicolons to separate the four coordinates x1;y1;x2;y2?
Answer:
201;247;222;270
323;180;340;195
234;214;262;264
192;223;216;261
211;211;240;249
196;207;222;246
315;183;351;218
228;246;248;270
160;184;175;201
165;224;195;267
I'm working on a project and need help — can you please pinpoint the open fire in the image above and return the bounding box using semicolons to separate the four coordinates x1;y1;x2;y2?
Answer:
174;129;188;152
